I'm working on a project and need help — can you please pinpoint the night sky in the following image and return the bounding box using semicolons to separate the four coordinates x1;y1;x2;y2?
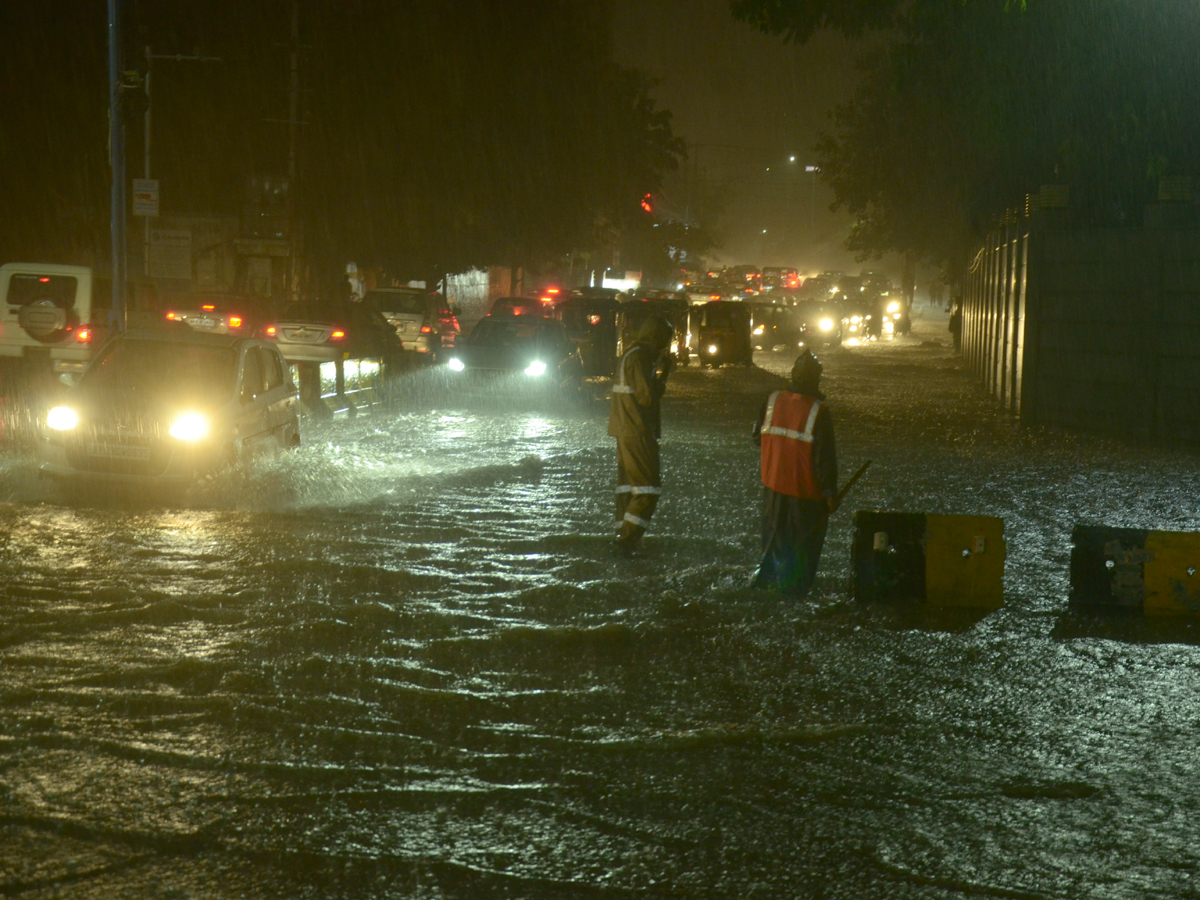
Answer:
613;0;886;277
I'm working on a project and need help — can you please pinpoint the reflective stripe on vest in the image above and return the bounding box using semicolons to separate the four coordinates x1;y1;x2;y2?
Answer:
611;347;640;394
760;390;824;499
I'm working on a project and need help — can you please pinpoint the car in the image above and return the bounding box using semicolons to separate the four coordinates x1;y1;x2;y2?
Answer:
762;266;801;292
684;281;729;306
721;265;762;298
794;300;844;346
447;315;583;391
161;292;276;337
690;300;754;367
0;263;109;381
37;325;299;487
261;298;404;365
361;287;461;363
489;295;547;317
749;302;804;351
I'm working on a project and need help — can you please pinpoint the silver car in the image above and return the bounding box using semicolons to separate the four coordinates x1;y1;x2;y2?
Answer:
38;326;299;487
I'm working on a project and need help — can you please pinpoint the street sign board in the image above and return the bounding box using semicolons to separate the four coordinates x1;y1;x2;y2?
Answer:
133;179;159;217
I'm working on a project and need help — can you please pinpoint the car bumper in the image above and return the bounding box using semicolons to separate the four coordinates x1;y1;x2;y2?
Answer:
37;436;222;487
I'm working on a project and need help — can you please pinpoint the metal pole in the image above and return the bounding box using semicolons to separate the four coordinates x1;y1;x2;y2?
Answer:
143;45;151;278
108;0;127;333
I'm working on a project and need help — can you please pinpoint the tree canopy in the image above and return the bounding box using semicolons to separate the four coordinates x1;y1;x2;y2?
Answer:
0;1;684;289
731;0;1200;275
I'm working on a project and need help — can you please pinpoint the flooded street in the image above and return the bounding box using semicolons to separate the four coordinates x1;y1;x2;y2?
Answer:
3;309;1200;899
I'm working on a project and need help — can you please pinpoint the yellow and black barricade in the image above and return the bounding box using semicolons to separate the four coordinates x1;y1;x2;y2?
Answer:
852;511;1006;609
1069;525;1200;616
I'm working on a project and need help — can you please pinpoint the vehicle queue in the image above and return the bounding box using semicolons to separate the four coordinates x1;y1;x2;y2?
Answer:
0;260;910;494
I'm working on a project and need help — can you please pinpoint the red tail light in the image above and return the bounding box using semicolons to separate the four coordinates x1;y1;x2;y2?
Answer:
75;328;92;343
330;329;346;340
228;316;243;328
165;310;179;320
420;325;432;333
201;304;215;311
265;325;277;337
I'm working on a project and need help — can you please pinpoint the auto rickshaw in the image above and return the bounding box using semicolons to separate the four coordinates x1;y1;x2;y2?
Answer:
621;292;691;366
689;300;753;367
552;293;621;377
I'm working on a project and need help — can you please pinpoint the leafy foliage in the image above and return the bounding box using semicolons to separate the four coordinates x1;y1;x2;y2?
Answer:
0;1;683;290
732;0;1200;273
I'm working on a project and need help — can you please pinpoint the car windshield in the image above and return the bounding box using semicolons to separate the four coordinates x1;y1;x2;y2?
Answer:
364;291;428;315
471;318;544;345
85;339;238;397
280;299;351;323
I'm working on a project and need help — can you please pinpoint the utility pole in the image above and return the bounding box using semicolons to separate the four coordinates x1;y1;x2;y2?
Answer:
108;0;127;333
286;0;303;304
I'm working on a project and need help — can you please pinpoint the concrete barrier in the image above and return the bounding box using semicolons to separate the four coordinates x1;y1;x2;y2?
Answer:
852;512;1006;609
1070;525;1200;616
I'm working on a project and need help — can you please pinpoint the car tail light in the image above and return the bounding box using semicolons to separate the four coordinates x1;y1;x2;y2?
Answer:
588;314;602;325
228;316;243;328
265;325;277;337
201;304;216;311
330;329;346;340
165;310;179;320
420;325;432;333
74;327;92;343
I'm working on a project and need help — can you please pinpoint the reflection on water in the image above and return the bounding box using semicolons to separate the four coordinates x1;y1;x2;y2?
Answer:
2;318;1200;897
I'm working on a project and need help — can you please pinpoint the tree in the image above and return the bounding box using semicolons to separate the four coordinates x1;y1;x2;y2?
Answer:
732;0;1200;275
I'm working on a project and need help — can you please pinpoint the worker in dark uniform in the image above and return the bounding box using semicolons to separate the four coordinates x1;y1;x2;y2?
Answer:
609;314;675;555
752;348;838;595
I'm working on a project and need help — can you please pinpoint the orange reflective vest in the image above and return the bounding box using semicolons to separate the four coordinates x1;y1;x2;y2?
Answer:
760;390;824;499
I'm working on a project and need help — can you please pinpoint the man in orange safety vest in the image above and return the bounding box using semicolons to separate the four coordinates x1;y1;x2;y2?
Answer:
752;348;839;595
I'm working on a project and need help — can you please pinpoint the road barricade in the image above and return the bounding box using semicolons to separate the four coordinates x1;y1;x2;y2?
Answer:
1069;525;1200;616
852;511;1006;609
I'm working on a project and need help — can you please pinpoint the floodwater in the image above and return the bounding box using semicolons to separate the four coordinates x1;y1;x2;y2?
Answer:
2;309;1200;899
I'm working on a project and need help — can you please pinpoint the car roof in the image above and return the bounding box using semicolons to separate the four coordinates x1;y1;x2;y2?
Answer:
118;325;254;350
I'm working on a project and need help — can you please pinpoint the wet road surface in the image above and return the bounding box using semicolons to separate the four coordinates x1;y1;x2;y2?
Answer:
2;309;1200;899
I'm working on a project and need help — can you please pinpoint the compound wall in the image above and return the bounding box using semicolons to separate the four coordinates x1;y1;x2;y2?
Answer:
964;214;1200;444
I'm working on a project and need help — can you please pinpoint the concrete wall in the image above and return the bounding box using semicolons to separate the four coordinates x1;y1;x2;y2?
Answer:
965;214;1200;443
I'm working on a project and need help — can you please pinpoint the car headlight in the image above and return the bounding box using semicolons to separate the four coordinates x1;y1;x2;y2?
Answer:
169;412;210;441
753;325;764;335
850;315;861;324
819;317;834;332
46;406;78;431
887;300;900;313
524;360;547;377
447;357;465;372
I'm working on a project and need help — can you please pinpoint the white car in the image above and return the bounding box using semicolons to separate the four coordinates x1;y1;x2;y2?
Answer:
38;326;299;487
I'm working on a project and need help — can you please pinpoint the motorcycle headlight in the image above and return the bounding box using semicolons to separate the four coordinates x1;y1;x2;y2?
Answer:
706;344;719;355
169;412;210;441
819;317;834;332
524;360;547;377
46;406;79;431
447;357;465;372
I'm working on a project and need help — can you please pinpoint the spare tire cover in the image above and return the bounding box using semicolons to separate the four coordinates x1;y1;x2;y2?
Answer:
18;298;71;342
